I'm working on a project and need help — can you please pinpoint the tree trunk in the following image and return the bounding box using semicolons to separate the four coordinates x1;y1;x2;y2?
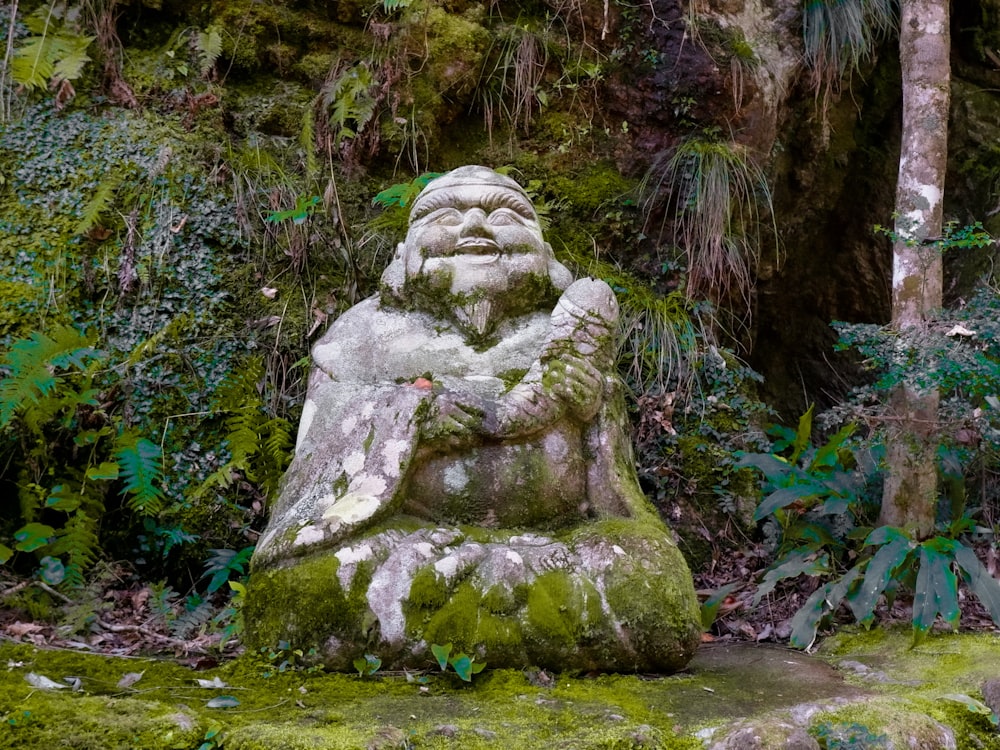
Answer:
880;0;950;538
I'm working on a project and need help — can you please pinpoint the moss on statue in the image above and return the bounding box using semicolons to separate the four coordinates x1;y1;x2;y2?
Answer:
244;554;374;659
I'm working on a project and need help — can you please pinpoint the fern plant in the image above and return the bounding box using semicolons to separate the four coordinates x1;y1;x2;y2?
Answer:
323;63;377;141
192;356;292;504
11;4;95;94
0;326;165;587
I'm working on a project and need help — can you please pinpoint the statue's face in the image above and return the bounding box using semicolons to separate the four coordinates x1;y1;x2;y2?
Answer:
407;184;546;262
379;167;573;338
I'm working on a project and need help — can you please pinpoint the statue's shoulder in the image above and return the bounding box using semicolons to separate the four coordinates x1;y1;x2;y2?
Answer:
312;295;437;378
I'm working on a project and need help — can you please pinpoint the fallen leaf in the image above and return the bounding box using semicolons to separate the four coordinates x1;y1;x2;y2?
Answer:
7;622;44;637
118;671;145;689
26;673;68;690
206;695;240;708
946;324;976;337
195;677;228;689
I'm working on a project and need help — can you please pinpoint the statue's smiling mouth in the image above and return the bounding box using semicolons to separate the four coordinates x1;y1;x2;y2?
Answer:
454;238;500;253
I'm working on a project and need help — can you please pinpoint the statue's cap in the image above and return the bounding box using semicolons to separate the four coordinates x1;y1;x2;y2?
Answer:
410;166;532;215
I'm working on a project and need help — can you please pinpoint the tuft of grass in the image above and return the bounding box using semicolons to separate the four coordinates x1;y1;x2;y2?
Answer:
476;23;548;139
802;0;897;104
728;36;758;113
641;136;777;322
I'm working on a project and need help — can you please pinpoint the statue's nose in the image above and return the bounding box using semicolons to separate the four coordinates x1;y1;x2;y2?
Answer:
459;208;493;238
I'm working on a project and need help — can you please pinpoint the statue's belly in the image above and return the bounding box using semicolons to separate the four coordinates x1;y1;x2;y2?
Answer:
403;424;587;529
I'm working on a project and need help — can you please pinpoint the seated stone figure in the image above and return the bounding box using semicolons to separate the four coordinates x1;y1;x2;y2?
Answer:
246;166;701;672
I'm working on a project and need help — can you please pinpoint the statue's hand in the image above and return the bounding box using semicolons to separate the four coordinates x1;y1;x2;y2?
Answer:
420;390;486;449
543;351;603;421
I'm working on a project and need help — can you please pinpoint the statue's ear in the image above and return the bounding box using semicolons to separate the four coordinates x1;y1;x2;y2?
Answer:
380;242;407;296
545;243;574;291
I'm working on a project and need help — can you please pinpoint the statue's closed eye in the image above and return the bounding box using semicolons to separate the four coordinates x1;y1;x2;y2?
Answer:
426;208;463;225
486;209;525;226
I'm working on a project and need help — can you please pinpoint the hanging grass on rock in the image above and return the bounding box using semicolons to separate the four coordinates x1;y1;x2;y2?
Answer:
641;135;777;327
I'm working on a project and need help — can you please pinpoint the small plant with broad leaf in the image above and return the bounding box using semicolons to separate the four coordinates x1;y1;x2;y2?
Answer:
353;653;382;678
259;642;321;676
430;643;486;682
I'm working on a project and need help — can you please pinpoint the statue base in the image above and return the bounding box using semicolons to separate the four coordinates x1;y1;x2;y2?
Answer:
245;517;701;673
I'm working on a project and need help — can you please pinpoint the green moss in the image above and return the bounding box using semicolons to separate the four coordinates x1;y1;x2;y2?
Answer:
496;367;529;390
481;583;517;614
525;570;589;648
245;553;354;653
407;567;449;609
416;581;483;649
550;163;633;214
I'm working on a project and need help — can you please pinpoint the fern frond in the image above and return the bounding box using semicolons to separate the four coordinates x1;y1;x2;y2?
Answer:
260;416;293;497
148;582;181;628
171;598;215;639
18;479;46;524
324;64;376;139
211;357;264;411
51;509;101;588
50;35;95;82
11;37;56;90
196;28;223;77
115;432;166;516
0;326;99;430
74;176;122;236
226;408;265;466
125;313;193;368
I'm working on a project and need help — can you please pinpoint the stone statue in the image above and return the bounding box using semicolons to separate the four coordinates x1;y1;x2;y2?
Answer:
245;166;701;673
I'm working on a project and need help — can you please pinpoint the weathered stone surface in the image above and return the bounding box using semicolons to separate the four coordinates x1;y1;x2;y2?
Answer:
245;166;701;672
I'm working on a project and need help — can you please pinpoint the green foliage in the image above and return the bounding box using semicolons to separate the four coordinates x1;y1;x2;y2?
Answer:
736;405;865;527
195;27;223;78
73;175;122;237
0;326;168;588
201;546;255;594
0;325;100;429
192;357;293;504
831;228;1000;526
258;642;321;676
116;433;166;516
802;0;896;99
265;195;320;225
742;409;1000;647
430;643;486;682
323;63;377;140
353;653;382;677
11;5;95;93
784;528;1000;648
372;172;442;210
873;219;993;250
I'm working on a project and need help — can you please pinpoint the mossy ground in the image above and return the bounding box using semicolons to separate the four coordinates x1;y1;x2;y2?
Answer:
4;629;1000;748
